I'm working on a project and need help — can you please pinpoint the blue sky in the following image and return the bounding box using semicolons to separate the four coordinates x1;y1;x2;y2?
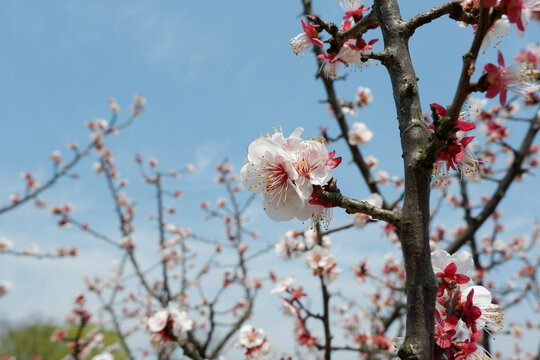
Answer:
0;0;539;358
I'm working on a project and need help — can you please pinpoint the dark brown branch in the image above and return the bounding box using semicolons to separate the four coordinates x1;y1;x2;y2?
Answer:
404;2;471;37
313;185;400;227
154;175;171;302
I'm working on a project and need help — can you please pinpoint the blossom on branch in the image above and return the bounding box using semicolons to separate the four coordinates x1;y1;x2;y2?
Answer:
234;325;271;359
290;19;323;56
348;122;373;146
484;50;538;106
241;127;341;224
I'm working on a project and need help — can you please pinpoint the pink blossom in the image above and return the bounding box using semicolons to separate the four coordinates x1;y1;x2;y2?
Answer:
289;19;323;56
234;325;271;359
339;0;369;21
317;52;347;78
348;122;373;146
485;50;537;105
0;281;12;297
356;86;373;108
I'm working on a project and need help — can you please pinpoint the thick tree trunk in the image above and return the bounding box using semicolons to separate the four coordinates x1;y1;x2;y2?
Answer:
372;1;438;359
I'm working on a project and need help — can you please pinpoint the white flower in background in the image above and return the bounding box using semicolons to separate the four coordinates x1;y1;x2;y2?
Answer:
271;277;295;294
0;281;12;297
464;96;487;122
305;246;341;285
356;86;373;108
339;0;363;12
234;325;271;359
147;304;193;340
23;243;39;255
303;229;331;248
348;122;373;146
92;352;113;360
185;163;195;173
0;237;13;252
275;231;305;259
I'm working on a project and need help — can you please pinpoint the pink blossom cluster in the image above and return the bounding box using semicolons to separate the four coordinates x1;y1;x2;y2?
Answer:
428;103;480;184
431;250;504;359
146;304;193;351
241;127;341;224
460;0;540;33
289;0;378;77
484;50;539;106
233;325;271;359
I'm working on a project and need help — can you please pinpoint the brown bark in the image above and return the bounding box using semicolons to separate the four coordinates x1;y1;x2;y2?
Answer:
372;1;437;358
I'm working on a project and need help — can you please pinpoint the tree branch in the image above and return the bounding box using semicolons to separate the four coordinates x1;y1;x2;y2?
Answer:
313;184;400;227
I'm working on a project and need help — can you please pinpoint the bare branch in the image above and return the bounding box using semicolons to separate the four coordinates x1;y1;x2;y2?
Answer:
313;184;400;227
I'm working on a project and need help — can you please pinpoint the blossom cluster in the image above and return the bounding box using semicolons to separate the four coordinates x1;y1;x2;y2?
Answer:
484;50;539;106
428;103;480;185
233;325;271;359
146;304;194;352
240;128;341;225
289;0;378;77
274;229;340;285
431;250;504;359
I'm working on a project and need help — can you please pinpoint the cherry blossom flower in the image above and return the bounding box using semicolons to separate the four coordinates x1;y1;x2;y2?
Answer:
305;245;341;285
108;97;120;114
185;163;195;173
317;52;347;78
0;237;13;252
434;310;458;348
352;260;369;283
147;304;193;342
303;228;331;248
431;249;475;277
242;128;340;223
234;325;271;359
335;39;379;66
481;17;510;52
502;0;540;32
23;243;39;255
289;19;323;56
356;86;373;108
348;122;373;146
429;104;480;182
92;353;113;360
132;93;146;117
461;285;504;333
484;50;538;105
275;230;305;259
514;42;540;68
339;0;369;21
0;281;12;297
240;131;303;221
436;262;472;297
271;276;295;294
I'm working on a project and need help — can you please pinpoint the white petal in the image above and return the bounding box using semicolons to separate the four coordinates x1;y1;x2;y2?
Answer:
430;249;451;273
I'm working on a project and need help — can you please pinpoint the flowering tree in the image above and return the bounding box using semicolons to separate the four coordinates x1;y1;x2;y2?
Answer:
1;1;540;360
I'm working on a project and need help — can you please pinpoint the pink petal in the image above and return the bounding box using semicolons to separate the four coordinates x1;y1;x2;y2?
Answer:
497;50;505;67
457;120;476;131
430;103;447;117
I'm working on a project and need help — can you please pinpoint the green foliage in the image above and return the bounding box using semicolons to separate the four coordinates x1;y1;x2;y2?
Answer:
0;318;127;359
